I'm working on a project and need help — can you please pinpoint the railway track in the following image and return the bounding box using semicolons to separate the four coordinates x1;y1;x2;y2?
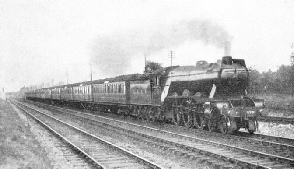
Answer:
258;115;294;125
20;100;294;168
11;100;162;169
235;131;294;146
17;100;232;168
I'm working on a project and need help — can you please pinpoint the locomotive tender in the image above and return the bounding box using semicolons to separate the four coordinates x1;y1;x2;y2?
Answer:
25;56;264;134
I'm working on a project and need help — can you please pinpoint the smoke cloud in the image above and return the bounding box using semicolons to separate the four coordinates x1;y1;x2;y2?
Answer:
90;19;232;77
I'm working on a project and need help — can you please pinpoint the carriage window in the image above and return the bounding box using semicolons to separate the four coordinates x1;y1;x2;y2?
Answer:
118;84;121;93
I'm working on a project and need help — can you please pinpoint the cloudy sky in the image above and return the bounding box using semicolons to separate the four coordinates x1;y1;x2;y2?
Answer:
1;0;294;92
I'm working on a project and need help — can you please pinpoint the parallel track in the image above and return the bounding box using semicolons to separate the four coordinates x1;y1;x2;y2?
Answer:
12;100;162;169
258;116;294;125
22;100;294;169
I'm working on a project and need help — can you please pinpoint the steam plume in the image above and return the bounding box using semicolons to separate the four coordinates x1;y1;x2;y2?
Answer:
224;41;231;56
90;19;232;77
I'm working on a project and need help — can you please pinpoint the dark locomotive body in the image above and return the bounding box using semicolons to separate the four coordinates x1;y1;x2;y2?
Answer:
25;56;264;134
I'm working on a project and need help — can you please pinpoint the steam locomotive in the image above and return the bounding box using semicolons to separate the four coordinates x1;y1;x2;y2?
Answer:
25;56;264;134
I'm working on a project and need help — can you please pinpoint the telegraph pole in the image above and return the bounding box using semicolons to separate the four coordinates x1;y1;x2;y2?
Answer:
89;63;94;102
168;50;174;67
90;63;93;81
66;71;68;84
144;54;147;68
291;43;294;96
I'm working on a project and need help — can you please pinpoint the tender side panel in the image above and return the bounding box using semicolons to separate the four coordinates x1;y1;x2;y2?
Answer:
130;80;152;105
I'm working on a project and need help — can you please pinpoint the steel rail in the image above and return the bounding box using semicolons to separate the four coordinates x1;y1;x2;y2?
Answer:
11;101;104;169
23;100;294;168
12;100;163;169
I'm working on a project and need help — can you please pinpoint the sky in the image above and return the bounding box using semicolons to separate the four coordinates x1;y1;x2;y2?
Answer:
1;0;294;92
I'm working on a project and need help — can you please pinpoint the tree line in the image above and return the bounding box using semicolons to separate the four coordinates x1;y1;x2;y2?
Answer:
248;55;294;95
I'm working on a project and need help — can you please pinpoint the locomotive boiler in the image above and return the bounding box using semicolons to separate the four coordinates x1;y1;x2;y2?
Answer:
25;56;264;134
156;56;263;133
